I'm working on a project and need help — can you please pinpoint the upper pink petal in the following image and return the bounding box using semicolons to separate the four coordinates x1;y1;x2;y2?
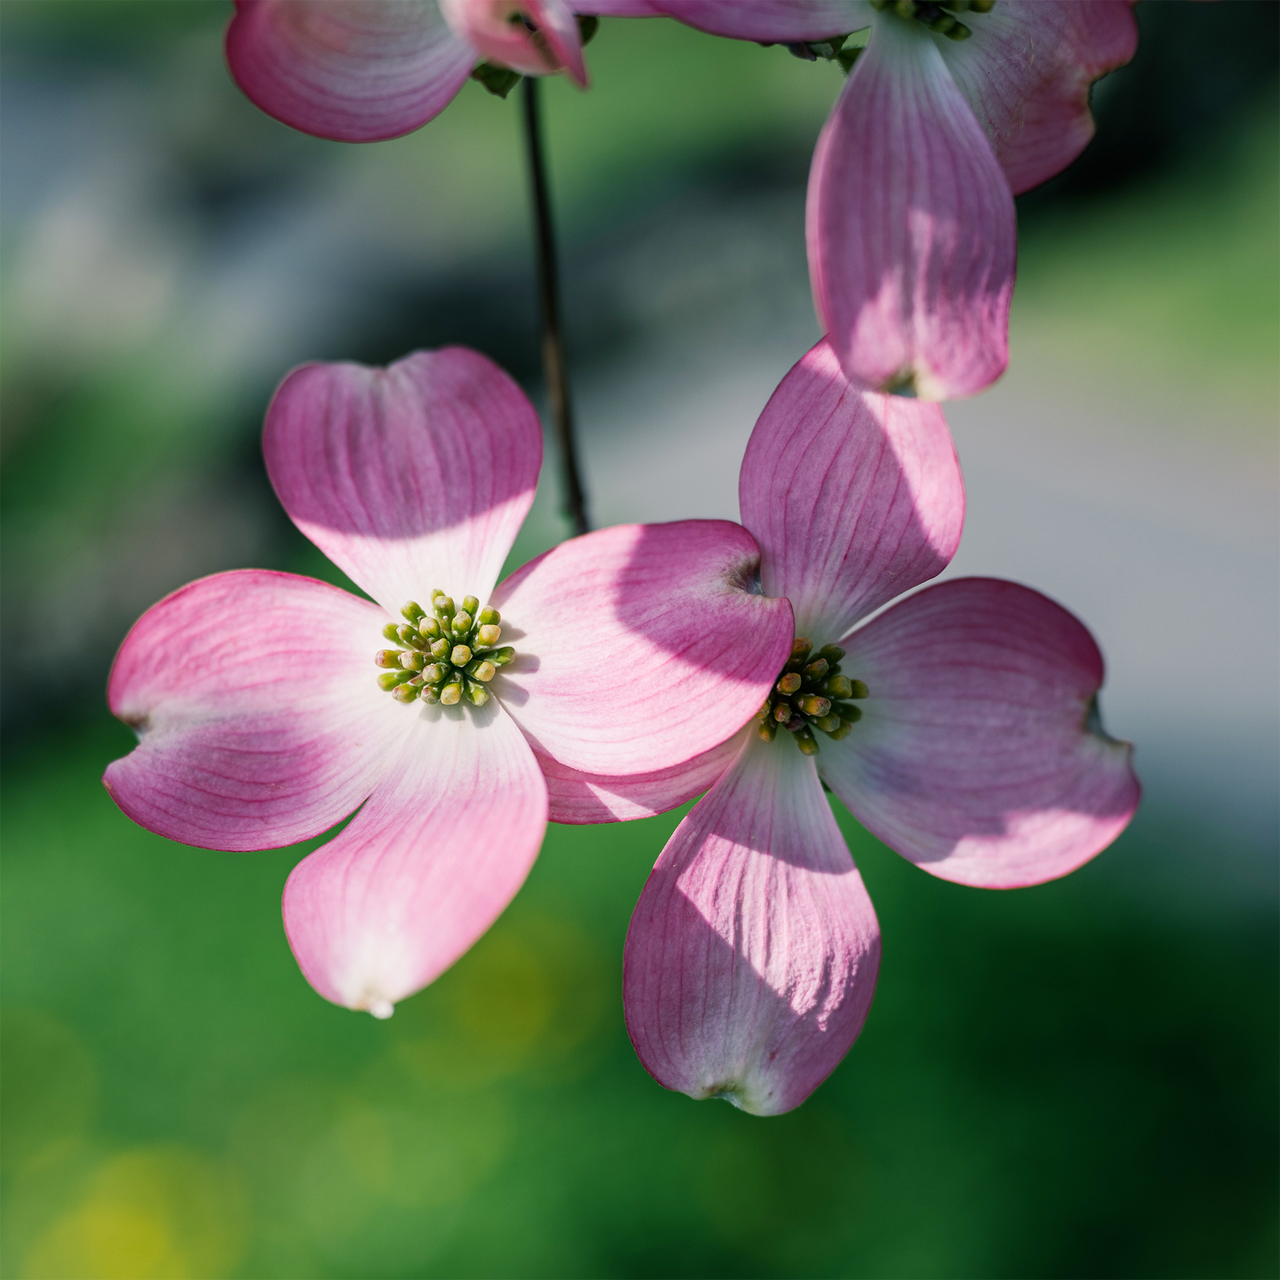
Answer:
643;1;867;41
225;0;476;143
491;520;794;776
104;570;407;852
624;735;880;1116
818;578;1140;889
538;729;746;824
739;339;963;645
440;0;587;83
807;14;1015;400
283;698;548;1015
264;347;541;616
939;1;1139;195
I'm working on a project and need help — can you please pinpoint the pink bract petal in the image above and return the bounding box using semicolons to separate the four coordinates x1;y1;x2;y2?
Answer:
284;698;548;1015
104;570;405;852
538;729;747;824
819;578;1140;889
226;0;476;143
491;520;794;777
643;0;867;41
940;1;1139;195
624;736;880;1116
440;0;587;84
739;339;963;645
807;14;1016;400
264;348;541;616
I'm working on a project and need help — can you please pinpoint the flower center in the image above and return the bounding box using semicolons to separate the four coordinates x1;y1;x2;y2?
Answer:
756;637;869;757
870;0;993;42
374;591;514;709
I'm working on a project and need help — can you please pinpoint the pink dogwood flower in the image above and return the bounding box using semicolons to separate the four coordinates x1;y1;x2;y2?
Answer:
619;339;1140;1114
103;347;792;1017
598;0;1137;398
226;0;592;142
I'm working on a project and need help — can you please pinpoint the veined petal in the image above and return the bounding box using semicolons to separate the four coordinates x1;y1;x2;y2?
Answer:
740;339;963;643
491;520;794;777
939;1;1139;195
642;0;869;42
539;729;746;824
283;699;548;1015
264;348;541;616
225;0;475;143
807;14;1015;400
440;0;587;84
104;570;405;852
819;578;1140;889
624;735;880;1116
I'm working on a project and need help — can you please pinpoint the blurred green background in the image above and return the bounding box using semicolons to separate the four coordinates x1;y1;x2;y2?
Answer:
2;4;1276;1278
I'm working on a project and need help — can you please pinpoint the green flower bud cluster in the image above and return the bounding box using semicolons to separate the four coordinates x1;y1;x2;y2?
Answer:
756;638;870;757
870;0;994;41
374;591;514;710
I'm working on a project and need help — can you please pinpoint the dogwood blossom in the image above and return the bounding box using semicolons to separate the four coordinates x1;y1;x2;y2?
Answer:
226;0;592;142
599;0;1137;398
104;347;792;1016
615;339;1140;1113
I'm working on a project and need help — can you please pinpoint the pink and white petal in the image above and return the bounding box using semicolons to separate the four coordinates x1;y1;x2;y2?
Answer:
740;339;963;644
226;1;476;143
104;570;406;852
440;0;585;81
539;729;746;825
807;14;1016;401
624;735;880;1116
264;348;541;616
643;0;869;42
491;521;794;777
283;698;548;1015
939;1;1139;195
818;578;1140;889
527;0;589;85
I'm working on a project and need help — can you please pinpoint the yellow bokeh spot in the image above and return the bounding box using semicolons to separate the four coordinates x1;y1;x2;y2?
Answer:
22;1146;246;1280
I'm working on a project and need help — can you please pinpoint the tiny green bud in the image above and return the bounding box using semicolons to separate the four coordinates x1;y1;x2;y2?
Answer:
777;672;802;695
381;622;401;642
823;674;854;700
798;695;831;718
970;0;994;11
814;713;843;733
488;646;516;667
399;650;426;671
378;670;414;691
375;649;404;669
439;679;463;706
822;719;853;741
461;595;480;616
401;601;426;624
802;658;829;682
452;610;473;636
466;659;497;683
396;624;425;650
929;13;957;34
421;685;441;705
895;0;916;16
435;595;455;621
945;20;971;39
430;638;452;661
465;679;490;707
392;683;420;704
849;679;870;699
757;718;778;743
450;644;472;667
773;703;792;723
422;663;448;684
790;637;812;662
418;616;442;641
794;726;820;756
430;588;444;602
840;704;863;725
476;623;501;647
818;644;846;665
478;606;500;626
